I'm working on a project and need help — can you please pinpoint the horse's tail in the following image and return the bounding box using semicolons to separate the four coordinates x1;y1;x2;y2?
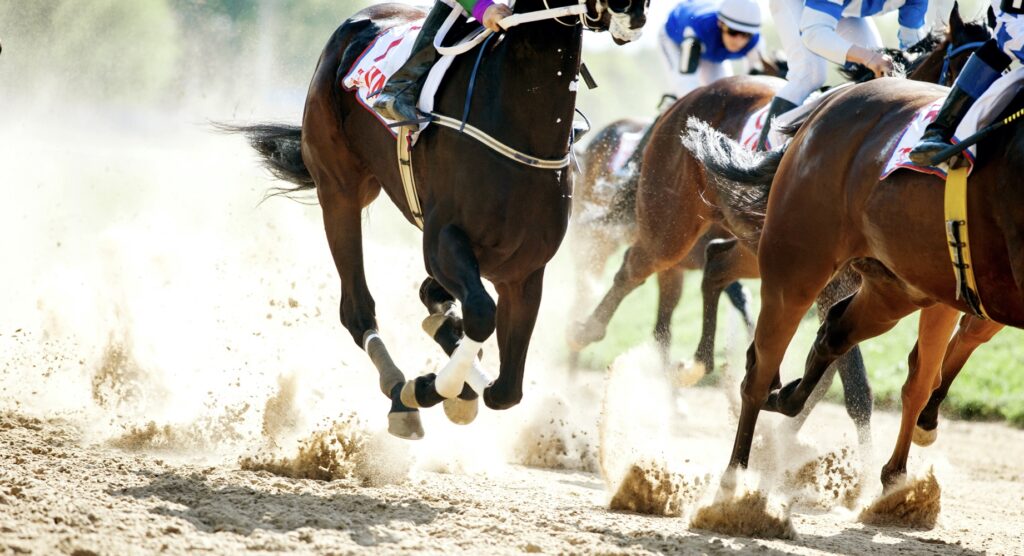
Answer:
601;121;657;225
215;123;316;198
681;117;785;242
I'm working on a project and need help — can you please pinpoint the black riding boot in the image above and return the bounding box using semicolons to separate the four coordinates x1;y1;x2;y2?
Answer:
909;40;1011;166
756;97;797;151
372;2;453;122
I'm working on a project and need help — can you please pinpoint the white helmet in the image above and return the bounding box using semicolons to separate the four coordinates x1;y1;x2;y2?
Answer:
717;0;762;34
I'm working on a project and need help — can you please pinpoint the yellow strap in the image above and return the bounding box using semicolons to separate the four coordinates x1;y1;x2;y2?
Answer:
943;166;989;318
397;126;425;230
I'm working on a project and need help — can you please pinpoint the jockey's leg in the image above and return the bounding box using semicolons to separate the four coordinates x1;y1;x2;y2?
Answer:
372;0;454;122
909;39;1013;165
758;0;816;149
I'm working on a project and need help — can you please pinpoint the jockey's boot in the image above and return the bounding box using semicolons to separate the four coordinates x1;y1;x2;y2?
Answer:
755;97;797;151
909;40;1011;166
372;2;453;122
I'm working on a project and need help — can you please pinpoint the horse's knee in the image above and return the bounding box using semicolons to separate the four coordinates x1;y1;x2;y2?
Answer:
740;344;771;406
462;291;496;342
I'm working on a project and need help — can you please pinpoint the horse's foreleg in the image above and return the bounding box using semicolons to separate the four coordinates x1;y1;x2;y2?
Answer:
914;314;1003;445
653;265;685;365
695;239;757;373
483;269;545;410
404;224;496;410
881;304;959;488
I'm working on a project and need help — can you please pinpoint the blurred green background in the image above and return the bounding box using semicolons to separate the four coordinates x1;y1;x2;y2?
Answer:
1;0;1019;427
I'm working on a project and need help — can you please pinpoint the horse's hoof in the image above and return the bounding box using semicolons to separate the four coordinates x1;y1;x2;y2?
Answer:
674;360;707;387
388;410;424;440
442;396;478;425
912;425;937;447
567;320;604;351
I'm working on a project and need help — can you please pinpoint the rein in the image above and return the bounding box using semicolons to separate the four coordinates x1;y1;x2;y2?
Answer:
938;41;986;85
427;0;591;170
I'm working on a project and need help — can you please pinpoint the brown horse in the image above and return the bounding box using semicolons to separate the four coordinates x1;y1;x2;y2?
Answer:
228;0;648;439
685;73;1024;488
568;117;752;366
567;56;791;366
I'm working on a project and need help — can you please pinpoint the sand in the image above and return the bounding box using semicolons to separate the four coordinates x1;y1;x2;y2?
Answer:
3;112;1023;556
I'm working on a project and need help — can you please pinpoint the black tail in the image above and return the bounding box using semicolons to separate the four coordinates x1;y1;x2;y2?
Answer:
681;117;785;242
214;123;316;200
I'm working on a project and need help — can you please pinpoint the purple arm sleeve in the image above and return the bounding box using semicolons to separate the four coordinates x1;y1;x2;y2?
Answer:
472;0;495;22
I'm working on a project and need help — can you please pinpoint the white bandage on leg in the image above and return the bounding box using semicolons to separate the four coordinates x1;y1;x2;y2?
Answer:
465;359;496;396
434;337;483;398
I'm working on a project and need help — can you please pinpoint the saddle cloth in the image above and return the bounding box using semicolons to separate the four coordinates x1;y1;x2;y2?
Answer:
882;67;1024;179
738;86;848;151
340;19;456;136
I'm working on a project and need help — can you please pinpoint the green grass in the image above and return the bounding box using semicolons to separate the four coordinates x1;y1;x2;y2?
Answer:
570;261;1024;428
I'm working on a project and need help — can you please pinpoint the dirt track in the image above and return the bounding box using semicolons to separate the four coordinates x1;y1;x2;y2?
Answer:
2;378;1023;555
2;119;1022;556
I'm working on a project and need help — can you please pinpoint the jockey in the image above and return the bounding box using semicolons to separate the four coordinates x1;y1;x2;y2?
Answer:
660;0;764;97
757;0;928;149
910;0;1022;164
373;0;512;122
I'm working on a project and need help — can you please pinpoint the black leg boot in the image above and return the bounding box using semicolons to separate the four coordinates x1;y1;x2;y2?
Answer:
909;40;1011;166
756;97;797;151
372;2;453;122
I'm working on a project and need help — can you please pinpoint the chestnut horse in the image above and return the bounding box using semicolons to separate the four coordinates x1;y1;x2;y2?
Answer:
229;0;648;439
568;117;751;367
686;77;1024;488
568;56;790;366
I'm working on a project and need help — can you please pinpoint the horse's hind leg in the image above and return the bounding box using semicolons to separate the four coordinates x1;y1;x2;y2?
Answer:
914;315;1003;446
484;269;545;410
653;265;685;365
314;171;424;439
403;224;497;409
881;304;959;487
765;272;918;420
693;239;758;375
784;273;874;446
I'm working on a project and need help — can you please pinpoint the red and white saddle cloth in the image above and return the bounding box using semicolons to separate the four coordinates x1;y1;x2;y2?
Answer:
339;18;458;136
882;67;1024;179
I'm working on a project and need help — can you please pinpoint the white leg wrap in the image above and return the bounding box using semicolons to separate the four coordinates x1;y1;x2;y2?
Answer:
434;338;483;398
465;359;495;396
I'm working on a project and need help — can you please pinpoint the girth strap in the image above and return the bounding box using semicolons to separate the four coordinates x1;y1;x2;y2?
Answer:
943;166;990;319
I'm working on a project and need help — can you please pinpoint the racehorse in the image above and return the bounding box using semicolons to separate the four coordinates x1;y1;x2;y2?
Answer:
684;49;1021;490
568;55;790;366
570;7;989;443
228;0;648;439
568;118;752;367
692;8;993;439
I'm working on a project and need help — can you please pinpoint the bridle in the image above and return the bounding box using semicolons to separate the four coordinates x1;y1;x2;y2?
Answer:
938;40;987;85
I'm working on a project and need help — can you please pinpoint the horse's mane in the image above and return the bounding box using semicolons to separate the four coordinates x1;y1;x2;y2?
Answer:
838;33;943;83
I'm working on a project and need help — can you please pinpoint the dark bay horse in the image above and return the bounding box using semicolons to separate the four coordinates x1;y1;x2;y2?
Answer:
686;75;1024;489
230;0;647;439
